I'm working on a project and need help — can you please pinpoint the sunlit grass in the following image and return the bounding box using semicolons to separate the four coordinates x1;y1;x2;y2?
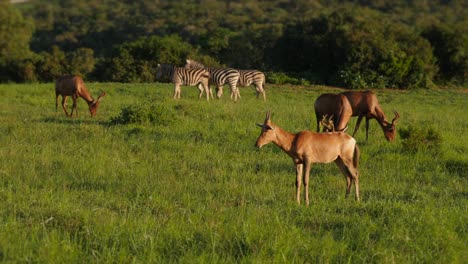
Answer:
0;83;466;263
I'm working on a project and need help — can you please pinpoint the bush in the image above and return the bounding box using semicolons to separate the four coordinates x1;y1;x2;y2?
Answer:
271;9;437;89
110;103;175;126
105;35;217;82
399;125;442;153
266;72;311;85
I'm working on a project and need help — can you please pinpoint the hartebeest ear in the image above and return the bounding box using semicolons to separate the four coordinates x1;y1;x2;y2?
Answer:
256;123;274;130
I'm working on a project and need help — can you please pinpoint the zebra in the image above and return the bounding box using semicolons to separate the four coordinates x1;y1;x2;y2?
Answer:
155;63;211;100
235;69;266;101
185;59;240;101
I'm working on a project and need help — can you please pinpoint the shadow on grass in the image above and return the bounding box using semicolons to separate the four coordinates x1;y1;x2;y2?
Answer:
40;116;110;126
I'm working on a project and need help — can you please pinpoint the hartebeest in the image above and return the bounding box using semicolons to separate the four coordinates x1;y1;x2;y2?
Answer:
255;111;360;206
340;90;400;142
314;93;353;132
55;75;106;117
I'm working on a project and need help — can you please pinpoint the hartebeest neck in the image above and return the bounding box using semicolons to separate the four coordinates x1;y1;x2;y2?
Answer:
272;126;297;157
79;89;95;105
374;105;390;127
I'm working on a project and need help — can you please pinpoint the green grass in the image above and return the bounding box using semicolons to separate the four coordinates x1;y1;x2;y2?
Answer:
0;83;467;263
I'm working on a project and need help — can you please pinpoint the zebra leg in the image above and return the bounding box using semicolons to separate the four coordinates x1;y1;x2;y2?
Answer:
261;90;266;101
197;84;204;99
255;85;260;99
230;89;239;101
229;83;238;101
258;83;266;101
209;85;214;100
174;84;181;99
202;82;210;101
216;85;223;99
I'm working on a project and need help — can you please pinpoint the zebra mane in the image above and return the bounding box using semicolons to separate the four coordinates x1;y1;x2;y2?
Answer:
186;59;205;69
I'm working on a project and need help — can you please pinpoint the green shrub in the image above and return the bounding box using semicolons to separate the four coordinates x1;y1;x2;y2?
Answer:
266;72;310;85
399;125;442;153
110;103;175;126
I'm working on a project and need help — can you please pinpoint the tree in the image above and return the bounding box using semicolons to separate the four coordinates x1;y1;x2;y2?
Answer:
422;24;468;84
0;0;34;82
67;47;95;78
105;35;211;82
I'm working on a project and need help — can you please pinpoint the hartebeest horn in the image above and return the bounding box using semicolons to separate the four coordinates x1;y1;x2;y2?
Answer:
320;114;335;132
391;111;400;125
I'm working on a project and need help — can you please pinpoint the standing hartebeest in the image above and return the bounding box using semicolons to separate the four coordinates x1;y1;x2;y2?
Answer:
255;111;360;206
340;90;400;142
55;75;106;117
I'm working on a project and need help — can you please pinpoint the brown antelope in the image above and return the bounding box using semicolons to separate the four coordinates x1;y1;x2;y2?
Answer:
340;90;400;142
55;75;106;117
255;111;360;206
314;93;353;132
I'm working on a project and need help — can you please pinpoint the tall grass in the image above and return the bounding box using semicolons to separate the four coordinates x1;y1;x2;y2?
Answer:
0;83;466;263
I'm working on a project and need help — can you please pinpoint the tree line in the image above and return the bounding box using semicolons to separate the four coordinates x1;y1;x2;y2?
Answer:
1;0;467;89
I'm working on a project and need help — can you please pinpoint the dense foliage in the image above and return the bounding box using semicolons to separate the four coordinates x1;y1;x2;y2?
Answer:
3;0;468;88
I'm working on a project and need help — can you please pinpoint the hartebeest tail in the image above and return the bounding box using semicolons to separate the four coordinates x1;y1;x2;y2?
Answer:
55;75;106;117
255;111;360;206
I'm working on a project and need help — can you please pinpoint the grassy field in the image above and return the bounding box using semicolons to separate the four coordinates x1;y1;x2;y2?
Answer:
0;82;466;263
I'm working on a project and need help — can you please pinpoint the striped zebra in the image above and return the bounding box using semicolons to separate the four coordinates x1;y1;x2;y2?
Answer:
155;63;211;100
185;59;240;101
235;69;266;101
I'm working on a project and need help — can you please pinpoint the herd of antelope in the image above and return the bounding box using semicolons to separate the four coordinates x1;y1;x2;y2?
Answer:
54;64;399;206
255;91;399;205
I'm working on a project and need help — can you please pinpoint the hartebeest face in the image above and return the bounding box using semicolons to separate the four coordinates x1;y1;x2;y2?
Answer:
383;111;400;142
88;92;106;117
255;112;275;148
89;102;100;117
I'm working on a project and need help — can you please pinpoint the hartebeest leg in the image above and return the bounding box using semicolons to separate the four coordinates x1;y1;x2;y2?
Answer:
335;158;360;201
365;118;370;141
335;158;351;198
296;163;303;205
353;115;365;136
303;161;312;206
61;96;69;117
55;94;60;112
354;173;360;201
70;96;78;117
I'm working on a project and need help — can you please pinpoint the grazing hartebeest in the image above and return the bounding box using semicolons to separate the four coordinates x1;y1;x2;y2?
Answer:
255;111;360;206
340;90;400;142
314;93;353;132
55;75;106;117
